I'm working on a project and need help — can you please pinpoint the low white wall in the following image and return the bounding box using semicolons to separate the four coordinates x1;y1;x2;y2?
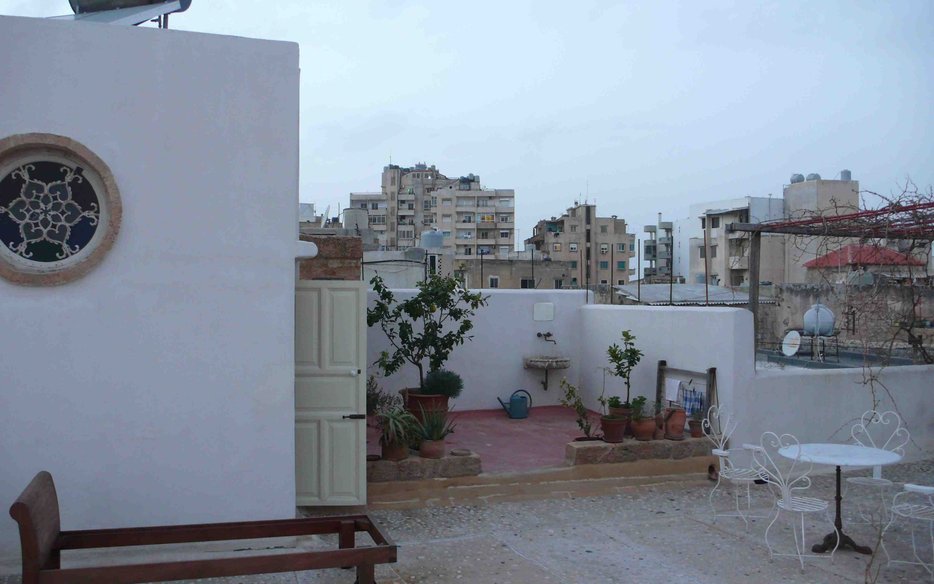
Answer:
367;289;590;410
578;306;755;415
735;366;934;461
0;16;299;557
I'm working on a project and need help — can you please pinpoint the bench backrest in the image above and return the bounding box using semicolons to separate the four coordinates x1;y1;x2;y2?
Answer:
9;471;61;582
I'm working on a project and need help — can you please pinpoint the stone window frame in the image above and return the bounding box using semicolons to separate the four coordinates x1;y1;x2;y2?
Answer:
0;133;122;286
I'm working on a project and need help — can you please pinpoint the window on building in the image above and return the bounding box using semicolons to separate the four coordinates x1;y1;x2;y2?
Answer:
570;225;578;233
569;243;579;252
617;279;626;285
710;245;718;258
463;247;473;255
479;230;490;239
520;278;535;289
600;279;608;285
498;198;513;207
358;202;367;209
391;175;396;186
554;279;563;289
617;243;627;252
489;276;499;288
500;230;510;239
442;198;452;207
600;225;608;234
370;215;386;225
600;243;609;254
499;215;511;223
570;260;577;269
442;230;451;238
630;243;635;251
423;200;432;210
479;214;495;223
617;261;626;270
599;261;609;270
699;246;706;259
442;214;452;223
498;245;510;255
462;215;474;223
553;243;562;252
711;217;720;228
700;217;705;229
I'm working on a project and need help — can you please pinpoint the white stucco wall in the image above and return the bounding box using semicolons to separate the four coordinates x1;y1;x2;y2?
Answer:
367;290;590;410
578;306;755;415
0;16;299;557
734;366;934;462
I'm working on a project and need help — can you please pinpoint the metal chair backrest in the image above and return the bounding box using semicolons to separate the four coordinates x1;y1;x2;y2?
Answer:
753;432;814;501
850;410;910;456
703;405;736;452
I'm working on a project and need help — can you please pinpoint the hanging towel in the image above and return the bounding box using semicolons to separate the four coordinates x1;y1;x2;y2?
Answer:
683;387;705;416
665;378;682;403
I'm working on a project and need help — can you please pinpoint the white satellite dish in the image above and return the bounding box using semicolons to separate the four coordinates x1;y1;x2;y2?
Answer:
781;330;802;357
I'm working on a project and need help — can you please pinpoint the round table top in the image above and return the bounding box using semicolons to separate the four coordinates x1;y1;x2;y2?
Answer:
778;443;902;466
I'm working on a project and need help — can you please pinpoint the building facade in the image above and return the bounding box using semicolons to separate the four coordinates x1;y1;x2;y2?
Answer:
525;203;635;289
349;163;516;259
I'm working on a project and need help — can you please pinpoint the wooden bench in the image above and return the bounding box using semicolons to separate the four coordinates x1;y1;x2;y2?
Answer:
9;471;397;584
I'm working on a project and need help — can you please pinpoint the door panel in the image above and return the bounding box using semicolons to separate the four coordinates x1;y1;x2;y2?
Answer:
294;280;366;506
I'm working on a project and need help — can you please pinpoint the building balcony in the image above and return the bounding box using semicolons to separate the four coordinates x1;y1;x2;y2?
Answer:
728;229;745;239
497;221;513;229
476;238;496;245
729;255;749;270
398;193;415;201
398;208;415;216
657;251;672;260
644;267;657;277
478;220;496;227
657;237;672;245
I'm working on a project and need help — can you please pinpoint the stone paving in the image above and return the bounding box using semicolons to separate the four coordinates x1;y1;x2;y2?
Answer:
1;459;931;583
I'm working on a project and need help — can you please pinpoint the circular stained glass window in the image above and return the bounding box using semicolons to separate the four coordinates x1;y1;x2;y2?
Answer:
0;134;121;286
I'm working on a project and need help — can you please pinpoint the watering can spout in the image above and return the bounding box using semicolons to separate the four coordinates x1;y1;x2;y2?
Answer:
497;396;511;416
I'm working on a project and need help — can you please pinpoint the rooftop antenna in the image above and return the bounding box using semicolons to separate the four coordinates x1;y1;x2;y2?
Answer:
52;0;192;27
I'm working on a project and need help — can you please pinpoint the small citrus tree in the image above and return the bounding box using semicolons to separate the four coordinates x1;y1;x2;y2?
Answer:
367;274;488;390
607;329;643;406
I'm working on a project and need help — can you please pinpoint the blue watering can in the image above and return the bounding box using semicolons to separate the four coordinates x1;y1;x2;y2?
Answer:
497;390;532;419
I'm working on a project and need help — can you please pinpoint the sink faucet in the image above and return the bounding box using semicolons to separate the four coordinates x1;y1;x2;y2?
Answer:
537;331;557;344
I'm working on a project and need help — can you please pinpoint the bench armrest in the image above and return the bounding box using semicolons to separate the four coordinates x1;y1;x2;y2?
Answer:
904;484;934;495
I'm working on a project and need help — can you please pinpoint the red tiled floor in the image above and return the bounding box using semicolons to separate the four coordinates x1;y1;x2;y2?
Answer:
367;406;592;474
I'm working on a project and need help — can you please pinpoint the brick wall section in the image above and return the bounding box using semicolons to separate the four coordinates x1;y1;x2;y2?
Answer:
299;235;362;281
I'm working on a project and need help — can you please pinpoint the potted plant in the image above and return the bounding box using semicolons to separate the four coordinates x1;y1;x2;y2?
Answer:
367;274;487;418
408;369;463;421
559;378;598;441
416;406;456;459
688;408;705;438
664;404;687;441
606;330;644;434
629;396;656;441
374;404;418;461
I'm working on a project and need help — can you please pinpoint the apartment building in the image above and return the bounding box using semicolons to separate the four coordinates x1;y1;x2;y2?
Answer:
681;171;860;287
525;203;636;289
643;215;677;283
349;163;516;259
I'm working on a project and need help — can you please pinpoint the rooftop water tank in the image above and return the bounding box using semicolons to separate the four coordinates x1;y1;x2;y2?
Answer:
803;303;835;336
421;229;444;249
342;208;368;230
806;173;822;181
841;169;852;181
790;174;805;184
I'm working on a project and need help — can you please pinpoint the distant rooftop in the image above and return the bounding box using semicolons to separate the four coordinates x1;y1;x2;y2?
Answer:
615;284;775;306
803;244;925;269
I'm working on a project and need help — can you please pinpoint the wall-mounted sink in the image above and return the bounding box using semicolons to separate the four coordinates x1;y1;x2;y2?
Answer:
524;356;571;370
524;356;570;390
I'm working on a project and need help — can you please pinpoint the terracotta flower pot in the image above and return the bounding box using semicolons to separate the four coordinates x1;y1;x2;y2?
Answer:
631;418;656;441
601;416;627;443
403;390;449;422
608;406;632;436
419;439;445;459
381;441;409;462
688;419;704;438
664;408;687;441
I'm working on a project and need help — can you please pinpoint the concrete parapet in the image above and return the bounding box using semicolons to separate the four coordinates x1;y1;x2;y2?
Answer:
367;452;482;483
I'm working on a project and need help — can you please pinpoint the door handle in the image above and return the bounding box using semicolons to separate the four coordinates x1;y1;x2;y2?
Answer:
348;368;361;377
342;414;366;420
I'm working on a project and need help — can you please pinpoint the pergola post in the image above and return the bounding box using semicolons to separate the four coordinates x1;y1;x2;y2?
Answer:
748;232;761;356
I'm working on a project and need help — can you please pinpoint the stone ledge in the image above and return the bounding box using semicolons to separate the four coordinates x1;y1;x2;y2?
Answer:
565;437;712;466
367;452;482;483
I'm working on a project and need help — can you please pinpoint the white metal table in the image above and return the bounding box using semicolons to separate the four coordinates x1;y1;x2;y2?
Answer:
779;443;902;554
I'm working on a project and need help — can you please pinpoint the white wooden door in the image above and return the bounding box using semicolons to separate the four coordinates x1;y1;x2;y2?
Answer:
295;280;366;505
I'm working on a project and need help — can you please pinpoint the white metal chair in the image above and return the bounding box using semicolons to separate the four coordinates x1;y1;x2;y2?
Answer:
847;410;910;521
882;483;934;581
703;405;767;529
754;431;839;571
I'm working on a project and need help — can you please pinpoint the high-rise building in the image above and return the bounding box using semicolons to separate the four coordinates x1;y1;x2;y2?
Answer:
349;163;516;259
525;203;635;289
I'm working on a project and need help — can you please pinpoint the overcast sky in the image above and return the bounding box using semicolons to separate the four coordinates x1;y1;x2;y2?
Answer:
3;0;932;245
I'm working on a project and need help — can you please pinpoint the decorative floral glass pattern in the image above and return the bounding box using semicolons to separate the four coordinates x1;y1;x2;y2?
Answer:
0;161;100;263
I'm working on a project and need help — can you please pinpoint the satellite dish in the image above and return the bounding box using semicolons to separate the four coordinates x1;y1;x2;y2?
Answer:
781;330;801;357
